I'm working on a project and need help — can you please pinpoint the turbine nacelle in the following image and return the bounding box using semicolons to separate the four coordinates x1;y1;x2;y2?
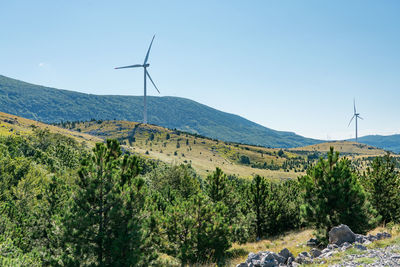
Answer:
143;63;150;68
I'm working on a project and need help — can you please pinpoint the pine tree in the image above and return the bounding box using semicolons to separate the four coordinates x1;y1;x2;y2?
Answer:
63;139;155;266
247;175;269;239
206;167;227;202
162;194;231;265
363;153;400;224
300;147;378;242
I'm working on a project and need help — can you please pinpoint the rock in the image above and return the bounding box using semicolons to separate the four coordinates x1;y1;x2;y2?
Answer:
340;241;350;247
250;259;261;266
321;248;331;254
354;244;367;250
310;248;322;258
367;234;377;242
295;252;312;264
382;232;391;238
260;252;279;267
278;248;294;262
340;243;353;251
363;240;372;245
329;224;356;245
327;244;339;250
270;252;286;264
355;234;367;243
299;251;311;258
375;232;391;240
306;238;319;247
246;252;260;263
377;233;384;240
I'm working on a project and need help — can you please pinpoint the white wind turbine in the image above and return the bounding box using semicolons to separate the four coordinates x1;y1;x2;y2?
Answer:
348;99;363;142
115;35;160;124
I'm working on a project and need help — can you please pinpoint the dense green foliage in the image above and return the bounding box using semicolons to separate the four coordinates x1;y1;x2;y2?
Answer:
63;140;156;266
0;131;397;265
300;147;379;242
0;75;320;148
362;153;400;224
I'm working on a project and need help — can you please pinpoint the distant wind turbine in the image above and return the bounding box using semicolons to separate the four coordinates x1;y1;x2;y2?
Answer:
115;35;160;124
348;99;363;142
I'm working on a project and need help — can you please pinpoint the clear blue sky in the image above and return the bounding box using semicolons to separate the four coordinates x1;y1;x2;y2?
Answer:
1;0;400;140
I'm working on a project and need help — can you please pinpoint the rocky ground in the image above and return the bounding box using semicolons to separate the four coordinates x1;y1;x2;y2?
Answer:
331;243;400;266
236;224;400;267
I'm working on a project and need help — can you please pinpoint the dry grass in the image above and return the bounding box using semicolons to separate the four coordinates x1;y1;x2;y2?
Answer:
66;120;306;179
226;229;314;266
0;111;101;146
289;140;387;156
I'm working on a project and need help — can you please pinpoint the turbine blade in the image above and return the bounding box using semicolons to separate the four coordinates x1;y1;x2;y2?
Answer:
144;35;155;65
146;70;160;94
348;115;355;127
353;99;356;114
115;64;143;69
358;115;364;120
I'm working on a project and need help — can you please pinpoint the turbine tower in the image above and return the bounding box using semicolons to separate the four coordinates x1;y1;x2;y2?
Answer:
348;99;363;142
115;35;160;124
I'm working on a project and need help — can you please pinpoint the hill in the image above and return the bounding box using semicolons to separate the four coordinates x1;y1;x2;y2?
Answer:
0;111;101;145
0;74;321;148
4;111;390;180
289;140;388;157
349;134;400;154
56;119;310;179
55;118;396;179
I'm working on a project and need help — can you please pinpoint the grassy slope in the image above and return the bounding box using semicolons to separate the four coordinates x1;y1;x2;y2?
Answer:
65;120;303;179
60;119;392;179
0;74;320;148
289;141;388;156
0;111;102;146
0;110;391;179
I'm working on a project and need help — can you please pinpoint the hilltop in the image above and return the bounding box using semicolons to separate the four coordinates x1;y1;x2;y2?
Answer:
0;74;320;148
289;140;388;157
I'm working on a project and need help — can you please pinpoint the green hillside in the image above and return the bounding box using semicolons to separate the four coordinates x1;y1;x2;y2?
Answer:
350;135;400;154
0;75;320;148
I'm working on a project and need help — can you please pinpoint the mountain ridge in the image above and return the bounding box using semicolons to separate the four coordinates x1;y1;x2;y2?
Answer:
0;74;320;148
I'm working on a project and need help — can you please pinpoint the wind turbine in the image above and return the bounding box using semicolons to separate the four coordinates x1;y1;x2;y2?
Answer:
115;35;160;124
348;99;363;142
